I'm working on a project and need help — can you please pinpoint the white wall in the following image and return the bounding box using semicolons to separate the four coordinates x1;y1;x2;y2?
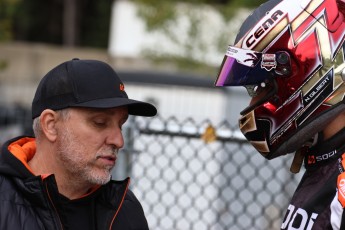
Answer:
125;83;249;126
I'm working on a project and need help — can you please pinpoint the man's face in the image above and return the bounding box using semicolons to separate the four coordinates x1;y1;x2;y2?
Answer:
55;107;128;186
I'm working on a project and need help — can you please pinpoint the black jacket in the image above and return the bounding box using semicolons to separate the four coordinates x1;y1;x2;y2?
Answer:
0;136;149;230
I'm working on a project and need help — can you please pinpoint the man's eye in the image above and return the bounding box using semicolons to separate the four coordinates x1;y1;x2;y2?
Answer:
94;120;106;127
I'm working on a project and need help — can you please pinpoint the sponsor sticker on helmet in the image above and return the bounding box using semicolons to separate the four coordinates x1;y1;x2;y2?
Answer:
225;46;261;67
261;54;277;71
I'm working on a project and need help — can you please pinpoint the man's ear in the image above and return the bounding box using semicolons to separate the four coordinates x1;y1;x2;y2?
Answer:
40;109;59;142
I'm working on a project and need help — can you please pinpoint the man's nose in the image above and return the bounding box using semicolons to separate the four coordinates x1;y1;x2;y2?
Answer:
106;127;124;149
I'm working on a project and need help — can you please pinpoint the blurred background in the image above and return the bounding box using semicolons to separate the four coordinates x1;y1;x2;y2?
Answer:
0;0;303;229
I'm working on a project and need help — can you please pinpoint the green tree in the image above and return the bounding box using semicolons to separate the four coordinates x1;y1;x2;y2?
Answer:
132;0;268;73
0;0;20;41
1;0;112;48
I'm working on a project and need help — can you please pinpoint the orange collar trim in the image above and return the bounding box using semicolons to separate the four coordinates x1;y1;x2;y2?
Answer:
8;137;36;175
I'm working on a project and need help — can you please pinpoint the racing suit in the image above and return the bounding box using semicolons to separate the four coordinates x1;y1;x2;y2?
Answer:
281;130;345;229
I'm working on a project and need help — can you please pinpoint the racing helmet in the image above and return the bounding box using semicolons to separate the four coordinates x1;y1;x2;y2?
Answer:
215;0;345;160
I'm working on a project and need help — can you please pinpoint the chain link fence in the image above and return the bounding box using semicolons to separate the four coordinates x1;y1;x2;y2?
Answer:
120;116;303;230
0;107;303;230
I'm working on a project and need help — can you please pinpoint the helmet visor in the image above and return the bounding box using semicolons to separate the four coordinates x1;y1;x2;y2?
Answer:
215;46;275;87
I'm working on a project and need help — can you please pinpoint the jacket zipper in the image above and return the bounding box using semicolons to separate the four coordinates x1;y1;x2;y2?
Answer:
45;181;64;229
108;179;130;230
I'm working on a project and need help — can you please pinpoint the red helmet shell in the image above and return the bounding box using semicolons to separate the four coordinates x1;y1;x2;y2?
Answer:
216;0;345;159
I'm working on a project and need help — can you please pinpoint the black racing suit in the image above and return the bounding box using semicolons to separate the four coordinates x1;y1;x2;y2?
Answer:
281;130;345;230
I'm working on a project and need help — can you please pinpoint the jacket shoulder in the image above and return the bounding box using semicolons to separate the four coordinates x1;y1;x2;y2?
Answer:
0;174;22;201
0;174;46;229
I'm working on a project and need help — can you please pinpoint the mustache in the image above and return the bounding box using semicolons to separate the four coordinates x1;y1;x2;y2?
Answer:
96;146;119;157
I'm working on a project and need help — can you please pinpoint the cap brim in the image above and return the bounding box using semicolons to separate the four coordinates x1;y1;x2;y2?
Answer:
71;98;157;117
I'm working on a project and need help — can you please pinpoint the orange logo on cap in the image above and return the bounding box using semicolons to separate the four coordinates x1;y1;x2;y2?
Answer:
120;84;125;91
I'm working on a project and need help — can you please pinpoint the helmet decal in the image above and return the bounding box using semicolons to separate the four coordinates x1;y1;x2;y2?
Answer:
261;54;277;71
243;9;285;50
242;0;310;50
242;0;344;51
226;46;262;67
269;14;345;144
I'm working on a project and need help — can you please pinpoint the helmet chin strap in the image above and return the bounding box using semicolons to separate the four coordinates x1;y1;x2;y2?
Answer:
273;103;345;160
290;133;318;173
288;103;345;173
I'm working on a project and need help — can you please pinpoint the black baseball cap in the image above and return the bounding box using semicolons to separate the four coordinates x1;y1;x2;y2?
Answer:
32;58;157;119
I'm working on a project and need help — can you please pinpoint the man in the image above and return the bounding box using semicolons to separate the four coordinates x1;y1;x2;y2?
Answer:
0;58;157;229
215;0;345;229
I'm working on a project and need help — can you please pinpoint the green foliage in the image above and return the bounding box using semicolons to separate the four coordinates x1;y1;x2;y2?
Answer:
217;0;267;20
0;0;112;48
0;0;20;41
133;0;268;72
13;0;63;44
229;0;268;8
0;0;269;72
136;0;177;31
134;0;267;22
0;59;8;71
80;0;112;47
142;49;218;76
